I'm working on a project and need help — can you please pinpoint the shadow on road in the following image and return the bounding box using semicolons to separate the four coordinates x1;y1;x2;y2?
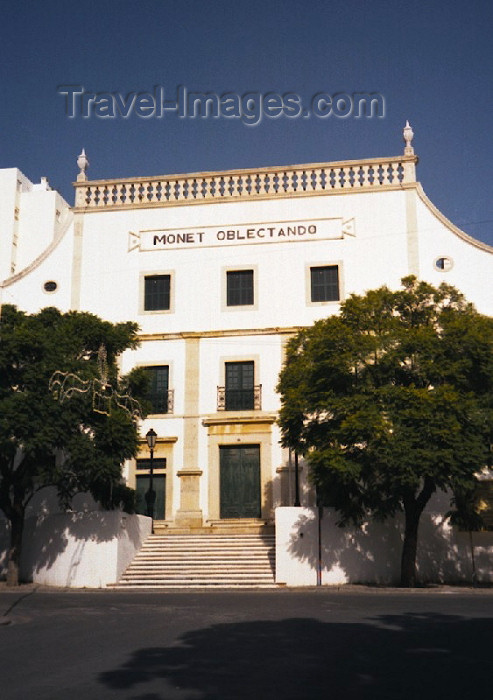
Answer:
99;612;493;699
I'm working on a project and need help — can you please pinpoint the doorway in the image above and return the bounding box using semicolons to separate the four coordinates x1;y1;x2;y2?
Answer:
135;474;166;519
219;445;261;518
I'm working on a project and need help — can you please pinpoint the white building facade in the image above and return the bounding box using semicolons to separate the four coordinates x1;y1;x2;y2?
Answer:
2;126;492;534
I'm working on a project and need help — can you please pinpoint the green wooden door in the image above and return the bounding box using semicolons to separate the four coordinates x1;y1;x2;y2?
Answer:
135;474;166;519
220;445;261;518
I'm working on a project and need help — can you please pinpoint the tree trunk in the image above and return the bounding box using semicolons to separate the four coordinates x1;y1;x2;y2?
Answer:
400;480;436;587
6;510;24;587
400;506;420;587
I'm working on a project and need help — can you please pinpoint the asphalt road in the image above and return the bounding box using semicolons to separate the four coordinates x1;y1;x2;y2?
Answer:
1;586;492;700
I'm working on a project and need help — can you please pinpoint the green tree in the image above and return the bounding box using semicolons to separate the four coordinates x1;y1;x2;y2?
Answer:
277;277;493;587
0;305;145;586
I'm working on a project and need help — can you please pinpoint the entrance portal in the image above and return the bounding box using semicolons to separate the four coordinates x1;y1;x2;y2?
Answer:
219;445;261;518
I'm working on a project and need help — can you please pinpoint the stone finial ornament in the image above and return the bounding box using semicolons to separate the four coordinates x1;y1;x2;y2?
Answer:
403;121;414;155
76;148;89;181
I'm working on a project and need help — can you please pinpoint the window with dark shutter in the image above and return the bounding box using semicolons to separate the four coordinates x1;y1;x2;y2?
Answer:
310;265;339;302
143;366;170;413
144;275;170;311
225;361;254;410
226;270;254;306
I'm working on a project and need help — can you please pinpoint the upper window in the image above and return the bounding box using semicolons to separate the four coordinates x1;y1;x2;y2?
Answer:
144;274;170;311
227;270;254;306
310;265;340;302
143;365;171;414
225;361;255;410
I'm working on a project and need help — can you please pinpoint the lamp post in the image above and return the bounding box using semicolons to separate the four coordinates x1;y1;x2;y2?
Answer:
145;428;157;533
293;451;301;507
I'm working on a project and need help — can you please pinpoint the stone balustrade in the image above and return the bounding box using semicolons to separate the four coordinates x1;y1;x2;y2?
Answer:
73;155;418;210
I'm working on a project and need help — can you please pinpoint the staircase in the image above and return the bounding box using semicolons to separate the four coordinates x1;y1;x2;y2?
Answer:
114;533;277;588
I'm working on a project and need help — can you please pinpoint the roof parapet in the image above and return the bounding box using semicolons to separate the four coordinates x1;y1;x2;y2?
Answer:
73;123;418;210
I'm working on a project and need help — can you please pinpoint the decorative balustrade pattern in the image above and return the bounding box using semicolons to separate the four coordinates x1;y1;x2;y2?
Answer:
148;389;174;415
74;156;417;210
217;385;262;412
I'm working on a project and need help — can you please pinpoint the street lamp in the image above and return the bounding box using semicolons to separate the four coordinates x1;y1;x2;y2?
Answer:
293;451;301;507
145;428;157;533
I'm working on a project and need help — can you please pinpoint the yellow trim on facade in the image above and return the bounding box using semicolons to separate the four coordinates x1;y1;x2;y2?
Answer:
137;436;178;446
202;414;277;428
138;326;305;342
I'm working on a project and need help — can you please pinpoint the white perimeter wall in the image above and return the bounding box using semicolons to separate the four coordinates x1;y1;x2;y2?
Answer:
276;505;493;587
0;512;151;588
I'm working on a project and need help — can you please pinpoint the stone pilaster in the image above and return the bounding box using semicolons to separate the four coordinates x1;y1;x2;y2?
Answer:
175;336;203;527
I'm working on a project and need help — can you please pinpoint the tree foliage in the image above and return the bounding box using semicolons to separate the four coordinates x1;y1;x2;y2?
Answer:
0;305;145;585
277;277;493;586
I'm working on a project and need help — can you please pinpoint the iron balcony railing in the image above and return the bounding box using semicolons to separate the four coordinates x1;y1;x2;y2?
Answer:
217;385;262;411
147;388;174;414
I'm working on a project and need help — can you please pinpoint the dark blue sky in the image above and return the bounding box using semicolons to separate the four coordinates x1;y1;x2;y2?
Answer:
2;0;493;246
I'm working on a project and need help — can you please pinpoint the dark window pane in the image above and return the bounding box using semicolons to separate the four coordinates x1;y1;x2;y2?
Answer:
143;366;169;413
136;458;166;471
145;275;170;310
225;361;254;410
435;257;453;272
227;270;254;306
310;266;339;302
135;474;166;519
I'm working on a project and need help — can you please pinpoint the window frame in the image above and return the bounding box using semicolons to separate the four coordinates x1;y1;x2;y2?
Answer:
142;364;171;415
222;265;258;311
306;261;343;306
224;360;255;411
140;271;174;314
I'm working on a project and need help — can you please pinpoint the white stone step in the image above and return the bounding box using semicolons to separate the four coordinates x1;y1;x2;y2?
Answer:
115;583;278;589
113;532;277;589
